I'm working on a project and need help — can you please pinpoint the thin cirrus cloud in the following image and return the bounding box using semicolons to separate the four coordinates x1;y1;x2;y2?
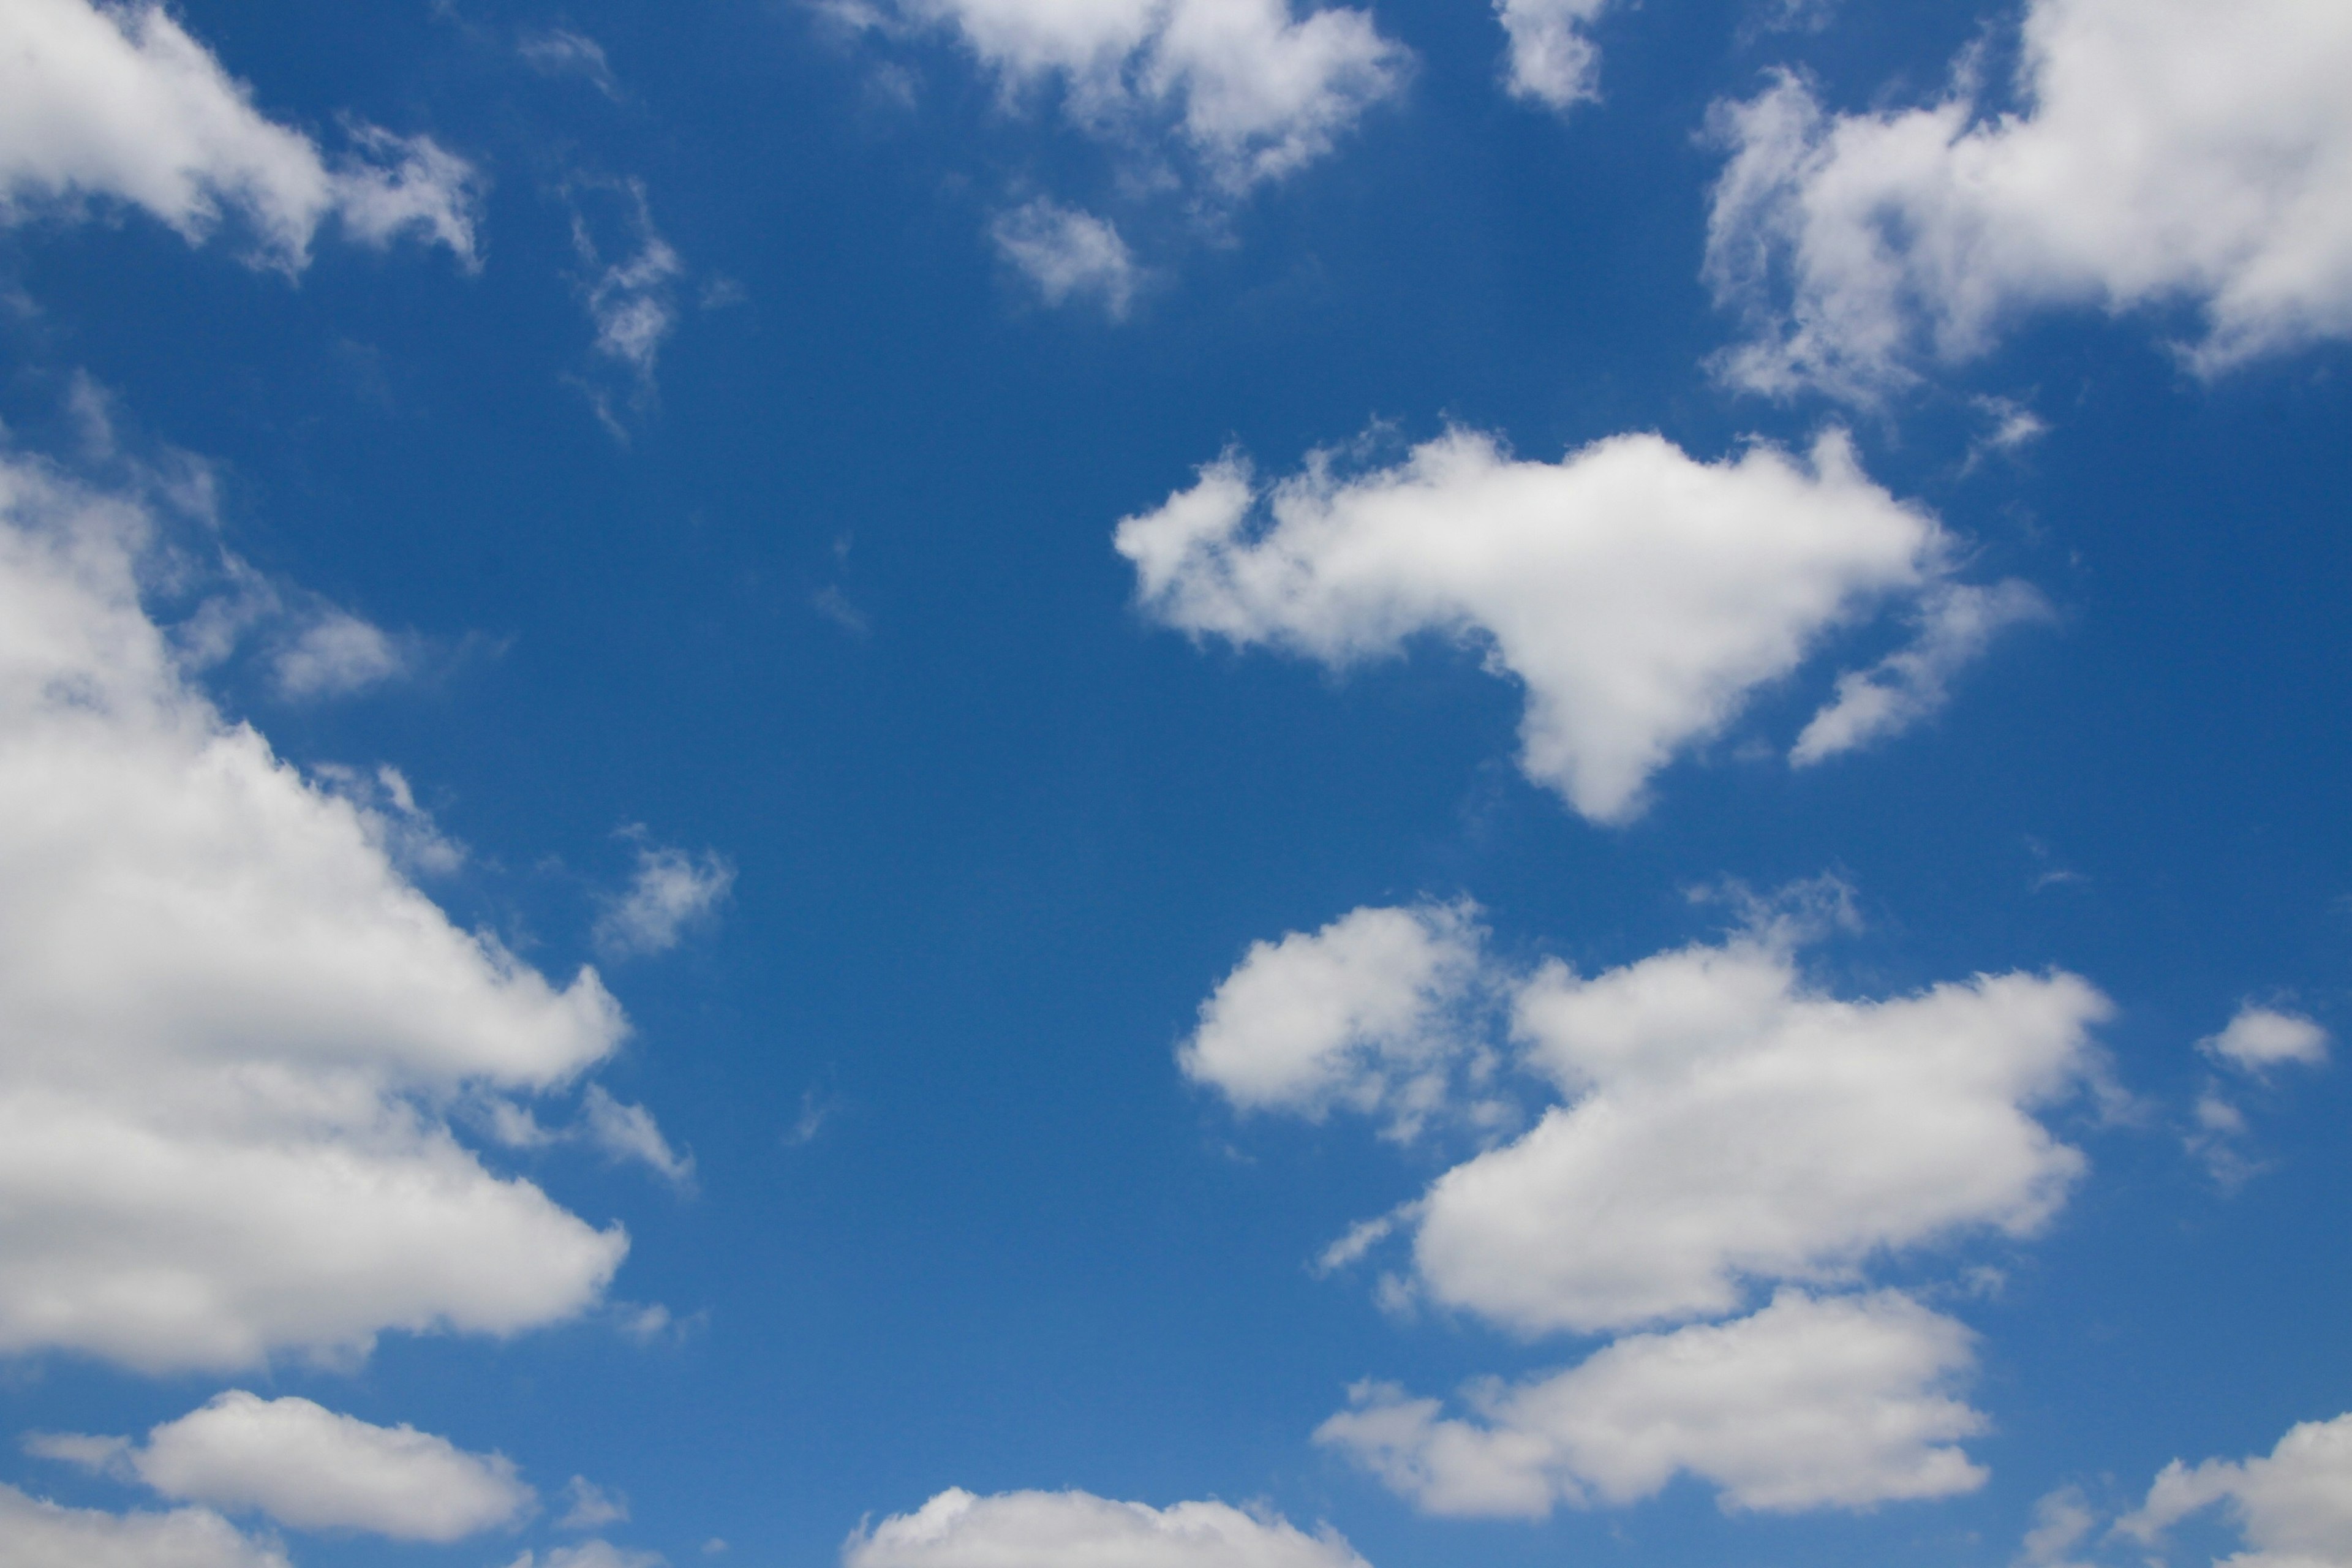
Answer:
0;450;652;1373
1704;0;2352;401
867;0;1408;191
27;1390;534;1543
0;1483;286;1568
1317;1289;1988;1517
1117;427;2037;823
840;1488;1372;1567
0;0;480;270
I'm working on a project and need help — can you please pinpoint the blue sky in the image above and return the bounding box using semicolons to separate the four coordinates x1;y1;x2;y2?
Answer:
1;1;2348;1566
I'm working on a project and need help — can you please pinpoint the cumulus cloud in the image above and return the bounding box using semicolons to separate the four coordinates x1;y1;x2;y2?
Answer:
0;451;635;1372
2119;1412;2352;1567
592;836;735;959
2201;1005;2331;1074
29;1391;533;1542
877;0;1405;189
1117;426;2022;821
841;1488;1370;1568
991;199;1141;317
1705;0;2352;399
1790;581;2049;765
0;1482;287;1568
1317;1289;1988;1515
0;0;480;270
1411;923;2109;1334
1178;901;1502;1139
1493;0;1613;110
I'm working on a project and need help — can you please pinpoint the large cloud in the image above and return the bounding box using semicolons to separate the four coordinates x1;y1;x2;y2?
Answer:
1705;0;2352;399
1411;927;2109;1333
1317;1289;1987;1515
0;0;478;269
878;0;1406;189
841;1488;1370;1568
1117;428;2030;821
31;1390;534;1542
0;1482;286;1568
0;452;638;1372
2119;1412;2352;1567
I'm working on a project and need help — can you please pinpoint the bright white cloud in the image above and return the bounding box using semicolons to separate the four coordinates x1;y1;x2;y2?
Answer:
2201;1005;2331;1074
592;837;735;959
991;199;1140;317
887;0;1406;188
1318;1289;1988;1515
2119;1412;2352;1568
1409;925;2109;1333
1178;902;1502;1139
1705;0;2352;399
30;1391;532;1542
1790;581;2049;765
0;1482;286;1568
0;451;633;1372
841;1488;1370;1568
1118;426;2019;821
0;0;479;270
1493;0;1611;110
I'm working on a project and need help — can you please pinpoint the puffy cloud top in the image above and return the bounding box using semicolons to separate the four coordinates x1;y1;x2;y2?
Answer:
2120;1412;2352;1568
843;1488;1371;1568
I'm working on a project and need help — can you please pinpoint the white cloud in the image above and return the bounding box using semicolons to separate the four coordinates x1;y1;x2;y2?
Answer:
508;1546;668;1568
2119;1412;2352;1568
270;608;409;698
1317;1289;1988;1515
841;1488;1371;1568
1493;0;1612;110
29;1391;532;1542
0;0;479;270
568;179;685;432
1117;426;2020;822
520;28;621;99
1790;580;2049;766
1408;924;2108;1334
0;451;635;1372
1705;0;2352;399
592;837;736;959
883;0;1406;189
992;199;1141;317
2015;1486;2097;1568
2201;1005;2331;1074
0;1482;287;1568
558;1476;630;1531
1178;902;1503;1139
581;1084;695;1186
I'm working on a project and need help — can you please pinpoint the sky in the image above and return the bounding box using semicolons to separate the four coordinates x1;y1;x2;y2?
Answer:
0;1;2349;1566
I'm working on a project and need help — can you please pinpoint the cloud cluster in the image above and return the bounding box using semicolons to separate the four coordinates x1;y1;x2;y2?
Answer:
0;1483;286;1568
1185;895;2111;1513
0;0;479;270
0;452;642;1371
1317;1290;1986;1516
842;1488;1370;1567
1705;0;2352;399
30;1391;533;1542
1119;428;2027;821
883;0;1406;189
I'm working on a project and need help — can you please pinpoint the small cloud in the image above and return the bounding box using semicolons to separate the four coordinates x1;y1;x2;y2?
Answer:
701;1541;728;1557
559;1476;630;1531
810;584;869;637
785;1084;835;1146
581;1084;695;1186
520;27;621;97
990;200;1141;318
593;831;736;959
2013;1484;2097;1568
2200;1004;2331;1074
569;180;687;434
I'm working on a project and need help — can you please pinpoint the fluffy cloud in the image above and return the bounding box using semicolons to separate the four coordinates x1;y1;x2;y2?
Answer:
2201;1005;2331;1074
29;1391;532;1542
592;836;736;959
1705;0;2352;399
1118;426;2024;821
2119;1412;2352;1567
1317;1289;1987;1515
840;1488;1370;1568
0;0;479;270
0;451;639;1372
1412;926;2108;1333
1178;902;1499;1139
1493;0;1613;110
0;1483;286;1568
881;0;1405;189
991;199;1141;317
